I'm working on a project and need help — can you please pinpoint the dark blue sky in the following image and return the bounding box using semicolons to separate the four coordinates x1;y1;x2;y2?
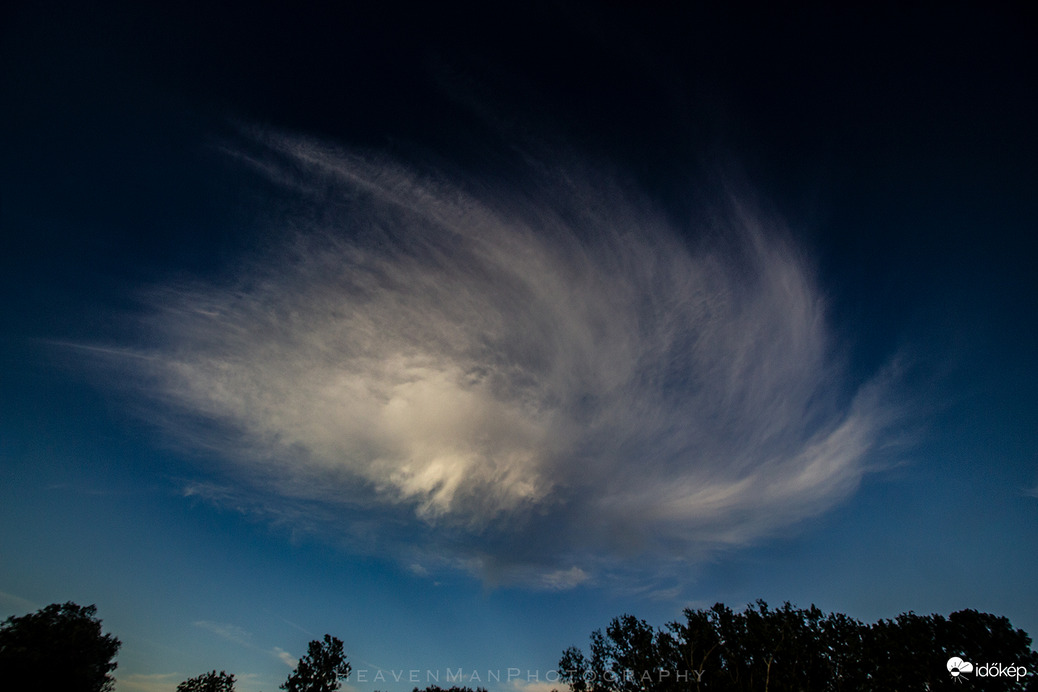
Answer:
2;3;1036;692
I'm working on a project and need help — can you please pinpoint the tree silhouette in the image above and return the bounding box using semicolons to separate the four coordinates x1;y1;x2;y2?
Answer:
281;634;351;692
177;670;236;692
0;602;121;692
559;601;1038;691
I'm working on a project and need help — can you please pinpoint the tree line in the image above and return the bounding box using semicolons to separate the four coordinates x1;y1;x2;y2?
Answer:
558;600;1038;691
1;600;1035;691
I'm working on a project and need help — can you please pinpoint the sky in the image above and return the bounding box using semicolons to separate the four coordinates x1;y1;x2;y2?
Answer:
1;2;1036;691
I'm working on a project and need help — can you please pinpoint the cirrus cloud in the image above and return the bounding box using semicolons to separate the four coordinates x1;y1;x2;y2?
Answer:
111;130;897;587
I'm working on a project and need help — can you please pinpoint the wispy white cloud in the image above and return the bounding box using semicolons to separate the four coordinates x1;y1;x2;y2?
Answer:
193;620;254;647
539;566;590;591
193;620;298;675
273;646;298;668
106;129;899;587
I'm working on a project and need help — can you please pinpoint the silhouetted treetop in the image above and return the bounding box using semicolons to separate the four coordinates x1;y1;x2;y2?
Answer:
178;669;237;692
0;602;121;692
282;634;352;692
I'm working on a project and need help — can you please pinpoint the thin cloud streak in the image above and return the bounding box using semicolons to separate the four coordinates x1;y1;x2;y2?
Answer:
193;621;254;648
115;130;898;586
193;620;298;673
0;591;37;618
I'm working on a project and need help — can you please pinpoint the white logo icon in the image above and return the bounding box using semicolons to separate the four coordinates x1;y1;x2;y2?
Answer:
948;657;974;679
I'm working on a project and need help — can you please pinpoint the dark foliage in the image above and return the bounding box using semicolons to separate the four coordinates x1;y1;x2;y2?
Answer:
0;602;121;692
177;669;236;692
559;601;1038;692
282;634;352;692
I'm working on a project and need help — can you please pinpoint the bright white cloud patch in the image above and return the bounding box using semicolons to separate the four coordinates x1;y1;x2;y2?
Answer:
122;131;894;586
273;647;298;669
